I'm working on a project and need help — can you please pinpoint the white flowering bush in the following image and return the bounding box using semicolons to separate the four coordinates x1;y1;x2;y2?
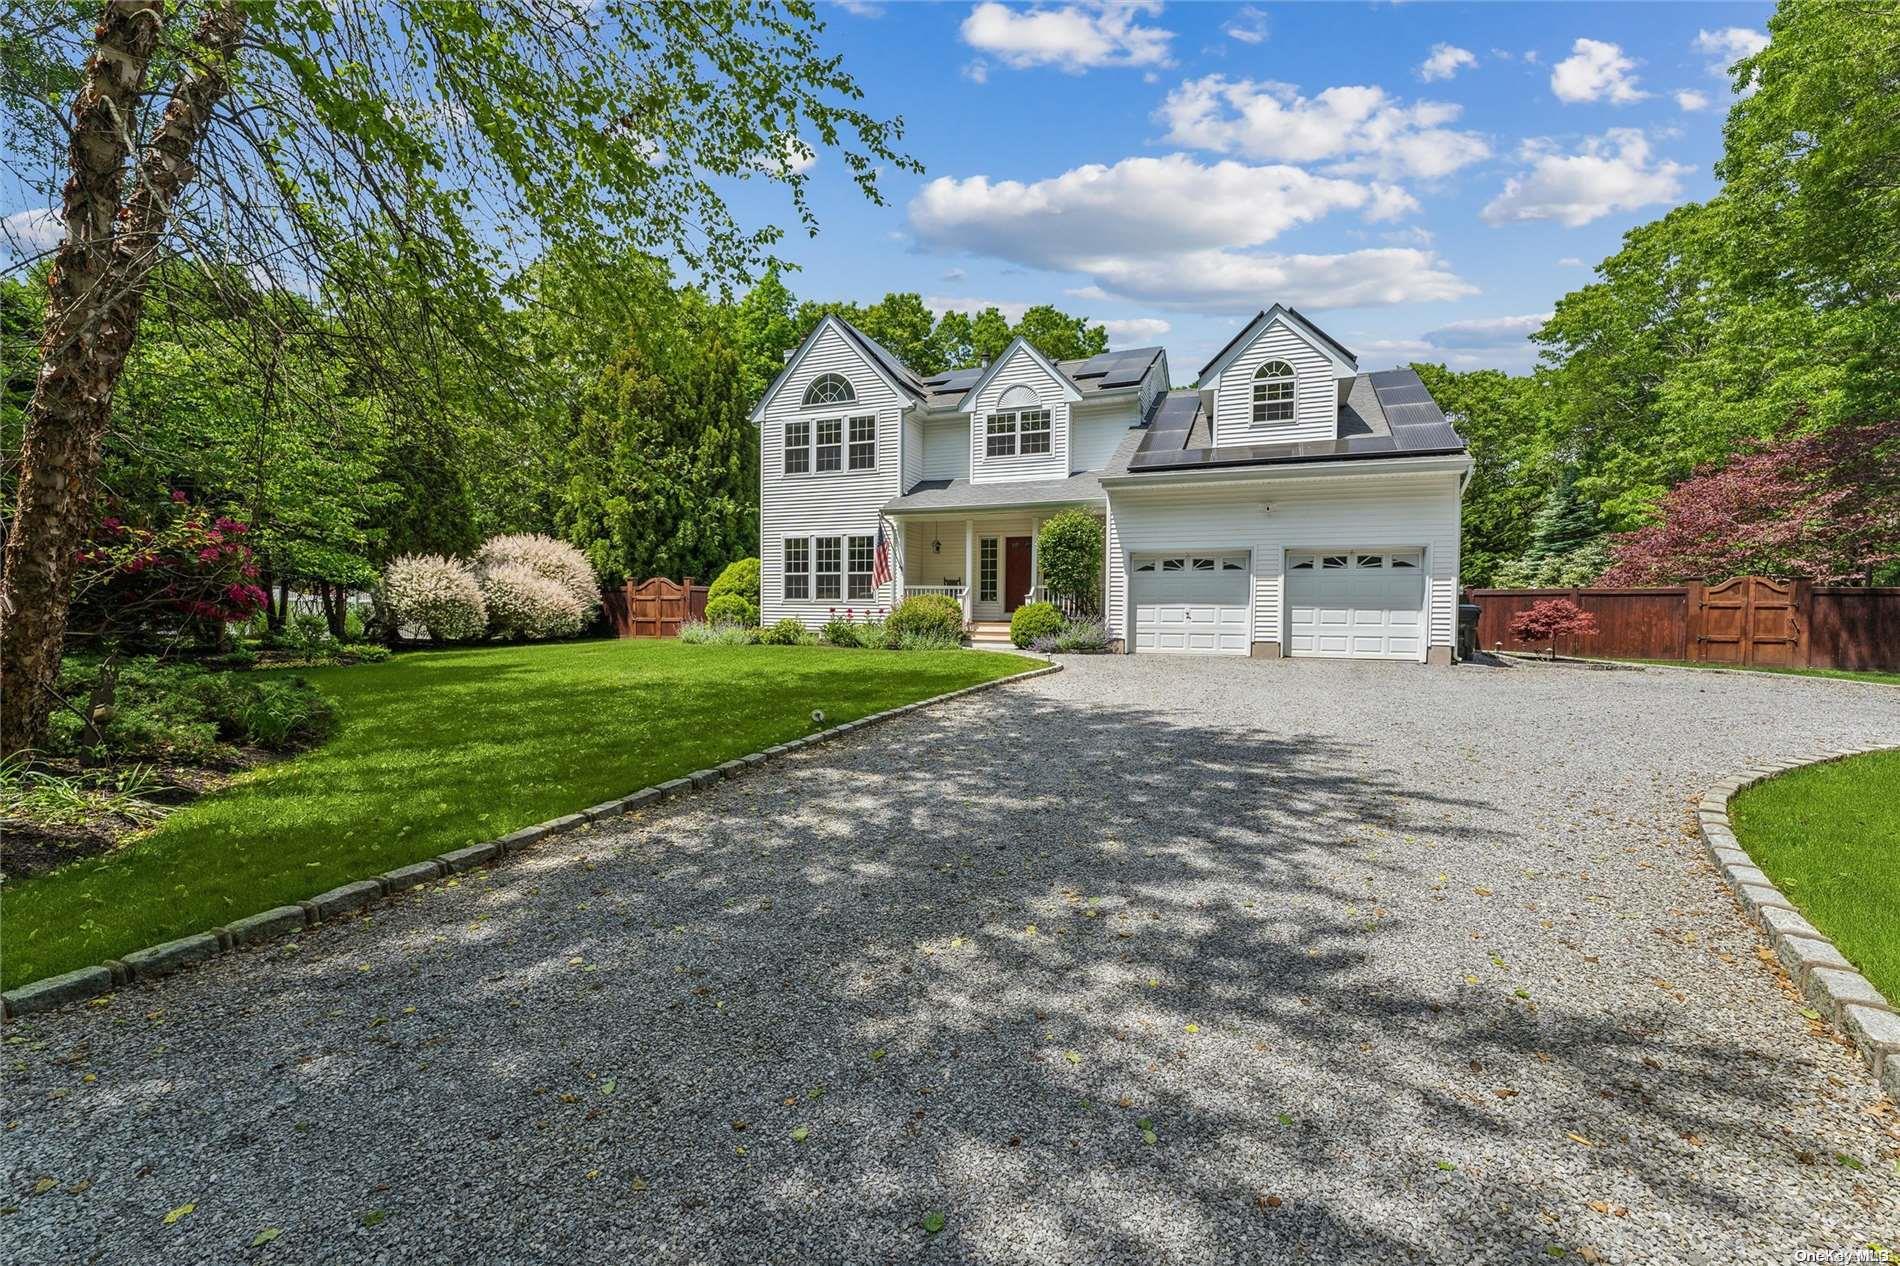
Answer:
475;534;600;619
379;555;487;643
479;563;590;640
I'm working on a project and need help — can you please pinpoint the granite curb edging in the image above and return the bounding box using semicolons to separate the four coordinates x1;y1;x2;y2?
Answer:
2;659;1062;1019
1694;744;1900;1101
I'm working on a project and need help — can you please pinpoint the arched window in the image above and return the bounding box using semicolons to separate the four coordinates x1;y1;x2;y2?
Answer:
1252;359;1296;424
997;384;1039;409
803;373;855;407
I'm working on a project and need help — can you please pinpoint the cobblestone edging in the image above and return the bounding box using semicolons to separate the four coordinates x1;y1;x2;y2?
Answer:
1;660;1062;1019
1696;744;1900;1100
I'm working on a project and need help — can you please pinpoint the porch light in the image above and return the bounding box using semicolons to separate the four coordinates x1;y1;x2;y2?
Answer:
932;537;941;553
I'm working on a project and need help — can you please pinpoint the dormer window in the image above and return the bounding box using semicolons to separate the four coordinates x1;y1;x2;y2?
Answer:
986;384;1050;458
1252;360;1295;424
803;373;855;407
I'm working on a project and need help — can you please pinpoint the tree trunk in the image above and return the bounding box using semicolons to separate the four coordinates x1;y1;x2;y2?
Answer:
0;0;246;754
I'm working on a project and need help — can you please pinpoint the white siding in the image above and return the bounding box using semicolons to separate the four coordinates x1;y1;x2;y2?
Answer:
1103;471;1462;656
921;415;971;482
969;344;1070;484
758;324;905;626
1212;317;1338;448
902;412;924;494
1068;400;1139;473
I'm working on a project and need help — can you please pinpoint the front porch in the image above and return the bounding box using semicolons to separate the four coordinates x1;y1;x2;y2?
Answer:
893;509;1100;628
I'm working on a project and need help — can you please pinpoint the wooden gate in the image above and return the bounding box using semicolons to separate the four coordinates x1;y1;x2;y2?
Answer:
1694;576;1803;667
604;576;708;638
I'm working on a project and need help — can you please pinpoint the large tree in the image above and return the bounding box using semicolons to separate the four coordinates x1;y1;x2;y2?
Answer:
0;0;912;751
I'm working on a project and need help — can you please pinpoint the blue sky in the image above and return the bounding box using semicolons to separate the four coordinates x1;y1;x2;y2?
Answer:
726;0;1775;379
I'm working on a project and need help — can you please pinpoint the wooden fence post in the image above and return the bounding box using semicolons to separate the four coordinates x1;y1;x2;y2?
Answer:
1792;578;1813;668
1684;582;1704;662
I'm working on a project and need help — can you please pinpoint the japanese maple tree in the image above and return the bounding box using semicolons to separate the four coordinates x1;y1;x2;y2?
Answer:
1508;599;1600;661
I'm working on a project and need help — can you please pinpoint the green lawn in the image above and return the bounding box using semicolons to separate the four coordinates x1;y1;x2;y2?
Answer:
1729;749;1900;1002
1611;659;1900;687
3;639;1035;989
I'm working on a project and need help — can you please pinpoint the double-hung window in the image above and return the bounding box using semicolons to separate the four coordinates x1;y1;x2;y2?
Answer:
847;535;875;600
783;538;810;600
1018;409;1051;455
815;418;843;473
782;420;810;475
814;536;843;600
985;413;1018;458
847;415;876;470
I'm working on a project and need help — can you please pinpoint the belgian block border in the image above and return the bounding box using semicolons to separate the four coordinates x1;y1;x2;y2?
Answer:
1695;744;1900;1101
2;660;1061;1018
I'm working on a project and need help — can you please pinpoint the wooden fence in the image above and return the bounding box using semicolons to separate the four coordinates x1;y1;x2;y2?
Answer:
602;576;708;638
1469;576;1900;672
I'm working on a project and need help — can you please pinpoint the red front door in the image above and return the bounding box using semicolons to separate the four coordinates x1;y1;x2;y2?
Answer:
1004;536;1033;612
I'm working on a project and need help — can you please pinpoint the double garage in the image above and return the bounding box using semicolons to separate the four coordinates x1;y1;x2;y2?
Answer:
1130;548;1427;660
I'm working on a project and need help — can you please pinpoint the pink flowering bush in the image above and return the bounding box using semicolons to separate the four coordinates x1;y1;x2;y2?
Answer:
1600;419;1900;584
379;554;487;642
475;534;601;620
1508;598;1600;660
69;495;267;645
478;562;589;640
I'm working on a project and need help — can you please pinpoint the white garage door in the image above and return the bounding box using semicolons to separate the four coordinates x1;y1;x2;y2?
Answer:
1132;553;1251;654
1286;550;1425;660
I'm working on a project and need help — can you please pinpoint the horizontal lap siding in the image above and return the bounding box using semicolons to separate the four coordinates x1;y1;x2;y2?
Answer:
759;325;904;626
1213;320;1336;448
1069;402;1138;473
971;346;1070;484
1105;472;1462;652
922;416;971;483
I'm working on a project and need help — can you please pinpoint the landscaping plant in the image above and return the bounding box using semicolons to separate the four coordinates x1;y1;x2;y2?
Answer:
1031;618;1112;654
704;593;761;627
1035;511;1103;615
1508;598;1601;660
678;620;757;646
759;618;811;646
885;594;965;643
378;555;487;643
708;558;762;610
479;563;592;641
1010;601;1065;649
476;535;603;620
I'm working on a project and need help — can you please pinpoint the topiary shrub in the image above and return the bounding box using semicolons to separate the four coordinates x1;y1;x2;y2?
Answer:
476;534;601;621
480;563;590;640
759;617;809;646
703;593;759;627
1009;601;1064;648
708;557;761;609
1036;510;1103;614
885;593;964;642
380;554;487;643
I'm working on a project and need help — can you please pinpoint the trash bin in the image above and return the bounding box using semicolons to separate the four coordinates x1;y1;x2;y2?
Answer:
1456;602;1482;662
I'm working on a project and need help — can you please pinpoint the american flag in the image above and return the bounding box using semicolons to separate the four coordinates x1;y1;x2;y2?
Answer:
872;521;892;592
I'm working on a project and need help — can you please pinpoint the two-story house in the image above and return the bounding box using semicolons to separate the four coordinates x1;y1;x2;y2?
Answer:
751;304;1471;662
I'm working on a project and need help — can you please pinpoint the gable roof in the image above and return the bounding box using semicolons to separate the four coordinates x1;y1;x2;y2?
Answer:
919;345;1164;413
1196;305;1357;385
954;336;1085;413
748;313;926;423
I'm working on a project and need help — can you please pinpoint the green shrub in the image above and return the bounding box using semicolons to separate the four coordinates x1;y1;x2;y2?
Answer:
1033;618;1112;654
703;593;759;627
885;593;965;642
1010;602;1064;648
821;617;862;647
43;657;335;762
896;629;962;652
678;619;756;645
758;618;810;646
856;619;895;650
1036;510;1103;613
708;558;761;609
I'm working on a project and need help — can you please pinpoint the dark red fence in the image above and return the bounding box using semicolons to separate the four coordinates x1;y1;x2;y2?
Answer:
1469;577;1900;672
602;576;708;638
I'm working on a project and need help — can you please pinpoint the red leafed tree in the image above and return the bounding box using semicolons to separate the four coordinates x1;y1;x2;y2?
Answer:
1509;599;1600;661
1599;419;1900;585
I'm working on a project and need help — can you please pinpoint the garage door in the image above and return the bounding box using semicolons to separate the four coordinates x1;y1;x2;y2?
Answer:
1286;550;1425;660
1131;553;1251;654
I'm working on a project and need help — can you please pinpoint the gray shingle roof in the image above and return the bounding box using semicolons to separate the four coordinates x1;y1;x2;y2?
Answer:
916;345;1165;413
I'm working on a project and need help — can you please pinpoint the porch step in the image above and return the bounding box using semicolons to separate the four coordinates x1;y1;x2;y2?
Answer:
969;620;1015;650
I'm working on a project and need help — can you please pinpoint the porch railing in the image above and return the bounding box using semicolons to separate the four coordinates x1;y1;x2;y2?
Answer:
905;584;966;601
1036;586;1096;621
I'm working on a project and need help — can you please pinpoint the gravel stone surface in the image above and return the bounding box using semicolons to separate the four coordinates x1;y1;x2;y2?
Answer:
5;656;1899;1264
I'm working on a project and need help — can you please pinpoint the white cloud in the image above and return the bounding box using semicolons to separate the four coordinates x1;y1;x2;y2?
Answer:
1694;26;1768;71
1222;5;1268;45
1382;225;1435;247
1481;130;1687;228
1365;183;1421;222
941;267;967;281
830;0;883;15
1100;316;1172;343
1674;89;1711;112
962;60;989;85
1078;248;1475;313
1556;256;1587;267
911;153;1377;260
924;294;1032;322
1422;312;1552;349
959;1;1173;73
1418;43;1477;82
2;207;63;257
1550;38;1646;104
1157;75;1490;180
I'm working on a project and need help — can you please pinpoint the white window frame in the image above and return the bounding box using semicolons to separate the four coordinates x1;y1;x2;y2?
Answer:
803;373;855;407
783;537;810;600
782;420;810;476
847;535;875;601
1018;408;1052;455
783;412;875;478
985;412;1018;458
847;414;877;471
785;534;876;604
814;536;843;601
1252;359;1296;425
979;537;999;602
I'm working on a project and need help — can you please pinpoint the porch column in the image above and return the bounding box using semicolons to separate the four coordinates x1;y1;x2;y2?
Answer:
963;519;975;621
1029;516;1041;603
887;516;904;609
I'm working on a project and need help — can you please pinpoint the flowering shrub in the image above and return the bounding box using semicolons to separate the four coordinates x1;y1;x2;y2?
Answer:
1030;618;1112;654
379;555;487;642
475;534;601;619
1508;598;1600;660
1009;601;1064;648
886;595;963;642
479;563;590;640
69;495;267;644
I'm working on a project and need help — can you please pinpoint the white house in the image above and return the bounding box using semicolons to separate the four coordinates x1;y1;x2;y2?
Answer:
751;305;1472;662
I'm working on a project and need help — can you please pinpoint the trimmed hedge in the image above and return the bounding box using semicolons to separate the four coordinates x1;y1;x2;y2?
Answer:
1010;602;1064;648
708;558;761;608
886;593;965;642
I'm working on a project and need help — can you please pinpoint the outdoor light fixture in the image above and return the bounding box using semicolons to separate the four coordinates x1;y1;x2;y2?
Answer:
932;538;941;553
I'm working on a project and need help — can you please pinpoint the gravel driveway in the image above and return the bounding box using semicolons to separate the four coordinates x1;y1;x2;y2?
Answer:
6;656;1899;1264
